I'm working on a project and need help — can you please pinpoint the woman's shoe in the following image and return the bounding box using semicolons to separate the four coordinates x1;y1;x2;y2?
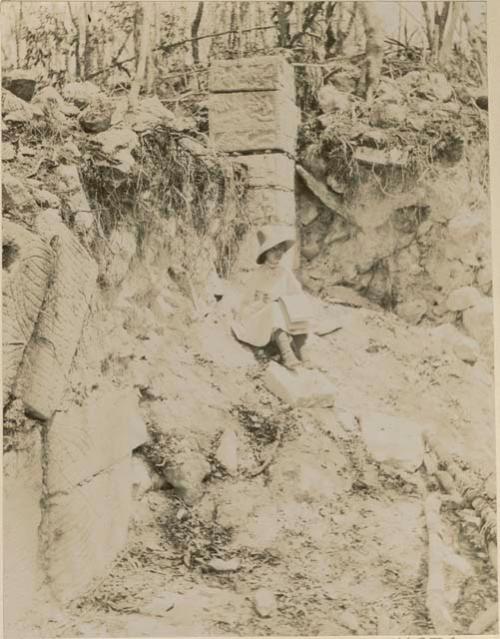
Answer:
275;330;300;371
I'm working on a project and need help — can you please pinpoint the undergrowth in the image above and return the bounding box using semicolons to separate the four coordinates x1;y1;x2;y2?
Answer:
80;125;249;278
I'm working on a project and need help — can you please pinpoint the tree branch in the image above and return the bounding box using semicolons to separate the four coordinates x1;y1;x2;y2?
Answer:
87;24;278;80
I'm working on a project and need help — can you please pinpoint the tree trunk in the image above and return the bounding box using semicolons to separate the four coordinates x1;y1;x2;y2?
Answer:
421;2;434;53
191;2;204;64
438;1;459;66
67;2;81;79
359;2;384;102
129;3;152;108
82;2;92;79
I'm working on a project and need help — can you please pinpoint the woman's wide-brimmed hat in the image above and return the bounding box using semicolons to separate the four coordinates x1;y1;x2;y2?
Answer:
256;224;296;264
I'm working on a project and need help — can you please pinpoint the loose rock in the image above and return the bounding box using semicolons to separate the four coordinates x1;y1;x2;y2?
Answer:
2;69;37;102
62;81;102;109
446;286;481;312
318;85;350;113
360;412;425;473
215;429;239;476
253;589;277;618
207;557;240;572
2;143;16;161
79;96;113;134
396;299;427;324
433;323;480;364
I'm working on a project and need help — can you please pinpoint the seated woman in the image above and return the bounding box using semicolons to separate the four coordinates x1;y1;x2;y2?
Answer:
232;225;313;370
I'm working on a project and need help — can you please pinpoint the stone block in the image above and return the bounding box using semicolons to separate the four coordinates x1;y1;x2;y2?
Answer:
446;286;482;311
45;457;132;603
2;221;53;404
263;361;335;408
432;323;480;364
360;413;424;472
208;56;295;97
233;153;295;191
46;389;148;494
15;223;98;420
3;428;44;628
209;92;299;154
244;187;296;225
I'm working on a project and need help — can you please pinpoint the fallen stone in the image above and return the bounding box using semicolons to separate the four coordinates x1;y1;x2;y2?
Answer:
433;323;480;365
31;188;60;209
446;286;482;311
2;172;37;216
253;589;277;618
264;361;335;408
2;221;54;403
2;68;37;101
4;110;31;123
377;77;404;104
462;297;494;355
318;85;350;113
428;72;453;102
354;145;408;167
360;412;425;472
93;126;139;155
2;88;34;116
79;96;113;133
45;456;132;603
32;86;78;116
74;210;94;230
3;428;45;629
369;101;407;128
35;207;64;231
396;299;427;324
209;91;299;154
2;142;16;160
215;429;239;476
128;96;175;133
14;224;98;420
162;445;211;504
207;557;240;573
18;142;36;156
46;389;148;494
62;81;102;109
62;140;82;159
209;55;294;96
